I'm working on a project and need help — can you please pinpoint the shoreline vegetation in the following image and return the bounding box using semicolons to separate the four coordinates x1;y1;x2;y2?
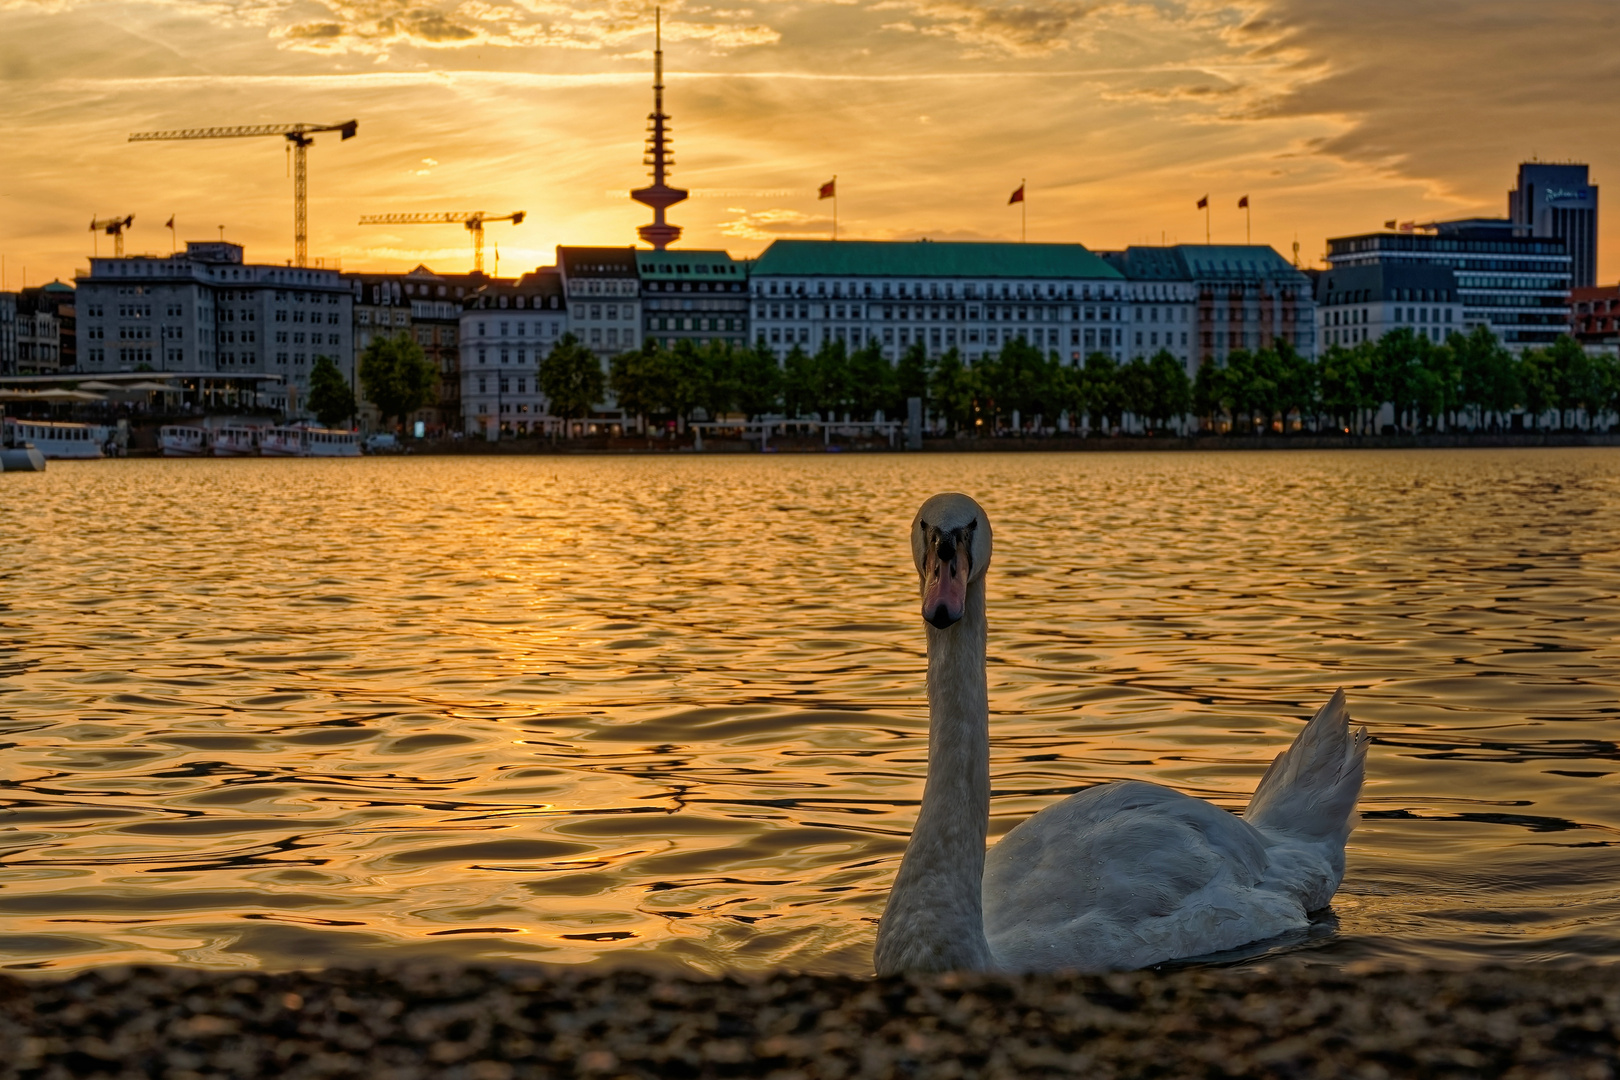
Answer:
3;962;1615;1078
545;324;1620;445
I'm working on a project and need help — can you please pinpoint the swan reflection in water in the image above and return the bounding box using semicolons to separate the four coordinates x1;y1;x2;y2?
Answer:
874;492;1370;975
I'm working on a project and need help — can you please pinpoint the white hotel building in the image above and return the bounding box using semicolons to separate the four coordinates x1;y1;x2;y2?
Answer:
747;240;1130;366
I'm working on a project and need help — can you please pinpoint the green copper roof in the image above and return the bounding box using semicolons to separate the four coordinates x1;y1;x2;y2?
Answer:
752;239;1123;280
636;249;746;280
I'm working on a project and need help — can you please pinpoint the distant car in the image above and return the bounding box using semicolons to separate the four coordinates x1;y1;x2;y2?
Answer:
363;433;400;454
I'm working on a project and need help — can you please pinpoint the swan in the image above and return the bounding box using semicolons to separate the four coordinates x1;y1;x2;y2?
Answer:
873;492;1369;974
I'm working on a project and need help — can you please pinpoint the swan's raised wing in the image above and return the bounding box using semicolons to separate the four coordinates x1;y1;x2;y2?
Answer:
982;781;1306;972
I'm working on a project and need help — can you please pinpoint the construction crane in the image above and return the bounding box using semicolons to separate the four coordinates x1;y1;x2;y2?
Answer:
357;211;526;275
90;215;135;257
128;121;358;268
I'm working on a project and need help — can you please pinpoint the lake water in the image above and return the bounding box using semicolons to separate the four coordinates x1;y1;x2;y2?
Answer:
2;450;1618;976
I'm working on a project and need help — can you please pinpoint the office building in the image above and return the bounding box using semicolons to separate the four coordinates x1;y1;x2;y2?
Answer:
459;271;567;437
1571;284;1620;353
556;247;641;360
1104;245;1317;369
350;266;488;434
1314;262;1463;349
748;240;1126;365
1511;163;1598;290
1326;220;1571;351
76;241;352;412
637;249;750;350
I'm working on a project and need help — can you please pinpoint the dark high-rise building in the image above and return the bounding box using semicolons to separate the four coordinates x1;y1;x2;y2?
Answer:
1511;163;1597;289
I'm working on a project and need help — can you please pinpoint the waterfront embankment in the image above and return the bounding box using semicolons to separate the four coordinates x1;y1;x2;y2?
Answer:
395;430;1620;454
2;963;1615;1079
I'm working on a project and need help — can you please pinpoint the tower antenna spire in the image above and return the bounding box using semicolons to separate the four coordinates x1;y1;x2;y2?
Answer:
631;6;687;250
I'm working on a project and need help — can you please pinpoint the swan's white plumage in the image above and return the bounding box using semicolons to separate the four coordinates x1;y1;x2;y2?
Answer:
874;493;1370;975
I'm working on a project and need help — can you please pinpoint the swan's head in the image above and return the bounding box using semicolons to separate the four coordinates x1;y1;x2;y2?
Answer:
912;493;992;629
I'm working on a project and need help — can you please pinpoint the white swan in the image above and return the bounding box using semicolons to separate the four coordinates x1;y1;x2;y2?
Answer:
873;492;1369;974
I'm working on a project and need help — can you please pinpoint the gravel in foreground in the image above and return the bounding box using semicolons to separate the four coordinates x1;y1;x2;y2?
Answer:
1;963;1616;1079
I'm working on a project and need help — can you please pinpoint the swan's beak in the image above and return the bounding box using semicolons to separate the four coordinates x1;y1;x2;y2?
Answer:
921;537;968;628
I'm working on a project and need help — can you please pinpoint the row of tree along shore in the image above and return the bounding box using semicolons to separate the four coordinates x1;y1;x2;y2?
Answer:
324;325;1620;438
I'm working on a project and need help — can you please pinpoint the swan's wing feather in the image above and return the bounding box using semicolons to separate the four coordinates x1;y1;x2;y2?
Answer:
983;781;1305;972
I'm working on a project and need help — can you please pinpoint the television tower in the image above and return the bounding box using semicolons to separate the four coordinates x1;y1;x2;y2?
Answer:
631;8;687;249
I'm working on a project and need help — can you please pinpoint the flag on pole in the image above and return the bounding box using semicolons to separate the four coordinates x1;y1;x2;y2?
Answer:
1238;195;1249;209
1384;219;1397;229
1196;194;1208;209
819;178;836;199
1399;221;1415;233
1009;183;1025;205
165;215;175;229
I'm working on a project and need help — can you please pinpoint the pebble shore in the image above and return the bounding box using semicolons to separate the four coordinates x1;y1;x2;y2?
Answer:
2;963;1616;1079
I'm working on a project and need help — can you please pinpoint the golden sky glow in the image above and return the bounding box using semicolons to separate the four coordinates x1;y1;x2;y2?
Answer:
3;1;1618;287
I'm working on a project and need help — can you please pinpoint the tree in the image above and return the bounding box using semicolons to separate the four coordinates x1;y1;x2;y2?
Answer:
929;347;979;434
985;338;1058;431
308;355;355;429
1272;339;1315;432
891;341;931;418
781;345;817;418
732;340;783;419
809;338;851;419
609;340;665;425
1453;324;1518;430
539;333;605;435
359;331;437;430
1079;352;1124;433
1142;350;1192;433
846;340;893;419
1192;357;1227;432
1317;343;1374;433
1519;346;1557;429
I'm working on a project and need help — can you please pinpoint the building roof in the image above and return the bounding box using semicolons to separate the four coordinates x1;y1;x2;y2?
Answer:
1315;262;1458;304
467;270;567;310
751;239;1123;279
557;247;639;277
1171;245;1308;283
635;249;746;282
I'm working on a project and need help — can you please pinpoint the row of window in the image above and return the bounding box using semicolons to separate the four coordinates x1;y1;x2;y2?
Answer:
758;280;1125;301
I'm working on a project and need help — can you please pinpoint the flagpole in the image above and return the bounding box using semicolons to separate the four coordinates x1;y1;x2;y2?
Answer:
1246;202;1251;245
1205;202;1210;244
1021;178;1026;243
833;175;838;241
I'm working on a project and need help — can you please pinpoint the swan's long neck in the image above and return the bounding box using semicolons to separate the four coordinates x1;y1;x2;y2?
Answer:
873;579;994;974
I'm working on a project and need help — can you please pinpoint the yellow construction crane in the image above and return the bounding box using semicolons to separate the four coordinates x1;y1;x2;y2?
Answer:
128;121;358;268
89;215;135;257
357;211;526;275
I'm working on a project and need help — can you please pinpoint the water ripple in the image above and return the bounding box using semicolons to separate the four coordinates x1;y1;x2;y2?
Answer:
1;450;1617;975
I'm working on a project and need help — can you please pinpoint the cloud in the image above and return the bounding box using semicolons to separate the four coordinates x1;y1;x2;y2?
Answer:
876;0;1105;56
1227;0;1620;207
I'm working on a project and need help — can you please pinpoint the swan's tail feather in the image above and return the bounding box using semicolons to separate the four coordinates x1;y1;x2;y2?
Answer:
1244;689;1368;845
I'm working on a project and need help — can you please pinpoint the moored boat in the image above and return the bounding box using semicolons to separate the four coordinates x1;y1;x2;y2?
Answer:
212;425;262;457
261;425;360;458
2;417;108;460
159;425;210;457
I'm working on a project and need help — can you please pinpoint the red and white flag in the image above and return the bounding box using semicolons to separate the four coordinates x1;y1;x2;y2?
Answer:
819;178;836;199
1009;183;1025;205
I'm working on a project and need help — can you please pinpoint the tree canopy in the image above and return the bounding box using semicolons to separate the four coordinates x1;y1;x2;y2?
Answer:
307;355;355;429
358;332;436;429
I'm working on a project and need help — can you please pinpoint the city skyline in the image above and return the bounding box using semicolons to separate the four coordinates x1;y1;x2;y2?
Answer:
3;1;1618;287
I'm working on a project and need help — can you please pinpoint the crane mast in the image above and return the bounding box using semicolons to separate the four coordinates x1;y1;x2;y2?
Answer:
129;121;358;268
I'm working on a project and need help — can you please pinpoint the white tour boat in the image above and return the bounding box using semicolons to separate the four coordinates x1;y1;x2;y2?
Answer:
262;425;361;458
159;425;210;457
212;425;262;457
2;417;108;460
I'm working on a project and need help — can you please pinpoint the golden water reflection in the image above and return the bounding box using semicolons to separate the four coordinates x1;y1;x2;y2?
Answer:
1;450;1617;974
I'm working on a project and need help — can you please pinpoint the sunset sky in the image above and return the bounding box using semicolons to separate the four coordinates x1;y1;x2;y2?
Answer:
3;1;1617;288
